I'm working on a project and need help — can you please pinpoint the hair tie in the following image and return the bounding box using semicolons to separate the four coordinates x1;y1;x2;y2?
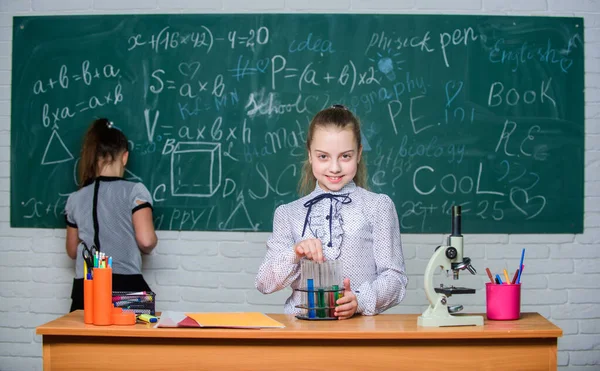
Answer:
106;121;122;131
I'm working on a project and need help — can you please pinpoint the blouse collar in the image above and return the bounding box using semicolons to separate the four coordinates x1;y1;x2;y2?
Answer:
311;180;357;196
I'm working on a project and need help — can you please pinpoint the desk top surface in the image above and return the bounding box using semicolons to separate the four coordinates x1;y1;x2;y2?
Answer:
36;311;562;340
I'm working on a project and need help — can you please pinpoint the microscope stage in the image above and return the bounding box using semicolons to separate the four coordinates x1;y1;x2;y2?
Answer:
434;286;476;295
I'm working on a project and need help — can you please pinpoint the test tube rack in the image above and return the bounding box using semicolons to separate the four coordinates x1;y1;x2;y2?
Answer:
295;260;345;320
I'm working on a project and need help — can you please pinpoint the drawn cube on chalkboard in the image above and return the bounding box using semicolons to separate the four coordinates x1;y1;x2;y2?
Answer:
171;142;221;197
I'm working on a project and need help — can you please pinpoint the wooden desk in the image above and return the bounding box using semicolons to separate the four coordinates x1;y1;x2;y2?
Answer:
37;311;561;371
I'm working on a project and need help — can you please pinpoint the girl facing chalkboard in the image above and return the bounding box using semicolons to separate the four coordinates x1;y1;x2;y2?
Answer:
255;105;408;319
64;118;157;312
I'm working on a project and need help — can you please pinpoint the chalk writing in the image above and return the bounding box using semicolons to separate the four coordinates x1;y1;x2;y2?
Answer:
11;14;584;233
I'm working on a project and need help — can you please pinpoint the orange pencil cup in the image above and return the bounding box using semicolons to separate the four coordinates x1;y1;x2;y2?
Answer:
83;279;94;324
92;268;113;325
486;282;521;320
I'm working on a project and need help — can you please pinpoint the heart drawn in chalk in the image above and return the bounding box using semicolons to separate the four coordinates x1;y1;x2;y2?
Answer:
444;80;463;108
178;61;201;79
256;58;270;73
509;187;546;220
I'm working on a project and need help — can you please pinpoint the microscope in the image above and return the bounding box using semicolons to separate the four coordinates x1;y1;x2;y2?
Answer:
417;206;483;327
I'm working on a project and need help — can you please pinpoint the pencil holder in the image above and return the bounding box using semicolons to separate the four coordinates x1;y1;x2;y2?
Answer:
486;282;521;320
92;267;113;325
111;307;136;326
83;279;94;324
112;291;156;315
295;260;345;321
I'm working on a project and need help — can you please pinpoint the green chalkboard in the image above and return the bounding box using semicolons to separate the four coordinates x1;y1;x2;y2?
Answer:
11;14;584;233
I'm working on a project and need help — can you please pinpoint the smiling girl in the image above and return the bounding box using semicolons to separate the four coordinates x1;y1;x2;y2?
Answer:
255;105;407;319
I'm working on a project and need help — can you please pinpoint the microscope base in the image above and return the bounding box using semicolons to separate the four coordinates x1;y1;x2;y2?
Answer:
417;312;483;327
417;300;483;327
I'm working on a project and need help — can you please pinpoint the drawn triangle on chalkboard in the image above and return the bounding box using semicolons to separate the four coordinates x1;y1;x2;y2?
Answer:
361;131;372;152
41;130;74;165
219;193;259;231
124;169;142;182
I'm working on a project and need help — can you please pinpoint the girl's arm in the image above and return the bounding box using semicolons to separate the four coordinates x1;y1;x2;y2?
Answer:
355;194;408;315
132;207;157;254
65;194;80;260
130;183;158;254
65;226;80;260
255;205;302;294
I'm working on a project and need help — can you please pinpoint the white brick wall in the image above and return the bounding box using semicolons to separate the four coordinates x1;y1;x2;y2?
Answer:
484;0;548;11
156;0;222;11
32;0;94;12
352;0;415;11
418;0;482;10
1;1;599;370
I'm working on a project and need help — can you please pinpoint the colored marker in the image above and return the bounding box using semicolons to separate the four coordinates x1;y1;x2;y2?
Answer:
113;298;142;304
517;264;524;284
517;248;525;283
112;295;152;302
503;269;511;284
485;268;495;283
495;274;503;284
511;269;519;284
138;314;158;323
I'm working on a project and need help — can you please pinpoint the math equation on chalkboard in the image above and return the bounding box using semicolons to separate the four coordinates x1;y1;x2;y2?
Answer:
11;14;584;233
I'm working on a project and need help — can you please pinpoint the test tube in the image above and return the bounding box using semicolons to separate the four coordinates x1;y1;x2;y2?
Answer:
302;260;316;319
309;261;317;318
331;260;341;315
317;263;326;318
322;261;328;317
300;261;306;315
326;261;333;317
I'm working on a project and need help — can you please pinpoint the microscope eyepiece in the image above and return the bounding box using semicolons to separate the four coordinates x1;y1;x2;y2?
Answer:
451;205;462;236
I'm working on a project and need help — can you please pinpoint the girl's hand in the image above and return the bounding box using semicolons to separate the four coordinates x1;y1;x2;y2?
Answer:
335;278;358;320
294;238;324;262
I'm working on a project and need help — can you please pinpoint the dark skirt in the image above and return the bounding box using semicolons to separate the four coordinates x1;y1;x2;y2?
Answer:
70;274;152;312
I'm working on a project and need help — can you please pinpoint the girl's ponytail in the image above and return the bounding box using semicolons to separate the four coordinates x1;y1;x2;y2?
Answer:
77;118;128;187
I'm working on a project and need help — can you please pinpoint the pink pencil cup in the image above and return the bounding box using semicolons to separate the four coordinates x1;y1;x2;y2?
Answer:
486;282;521;320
